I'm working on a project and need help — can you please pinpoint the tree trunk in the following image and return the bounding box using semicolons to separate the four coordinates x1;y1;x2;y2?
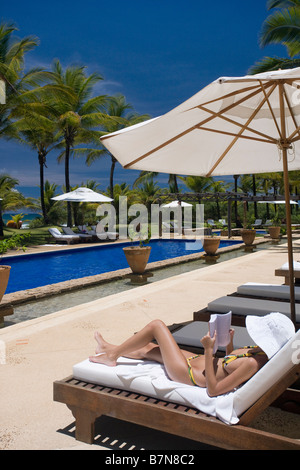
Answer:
252;175;258;219
65;142;72;227
234;175;239;223
110;156;116;200
38;150;49;224
0;202;4;238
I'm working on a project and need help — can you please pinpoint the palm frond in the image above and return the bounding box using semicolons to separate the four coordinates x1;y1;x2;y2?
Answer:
248;55;300;73
267;0;300;9
260;7;300;56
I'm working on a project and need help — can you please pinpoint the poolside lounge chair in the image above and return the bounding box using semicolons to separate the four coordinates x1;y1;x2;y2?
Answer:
252;219;262;228
96;222;118;240
162;221;174;232
234;282;300;302
218;219;227;226
193;295;300;328
171;321;253;353
48;228;80;245
77;225;98;240
264;220;273;227
78;225;96;235
53;327;300;449
62;227;93;242
275;261;300;285
207;219;216;227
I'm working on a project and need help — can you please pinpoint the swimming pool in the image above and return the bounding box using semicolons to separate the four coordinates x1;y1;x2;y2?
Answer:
2;239;241;294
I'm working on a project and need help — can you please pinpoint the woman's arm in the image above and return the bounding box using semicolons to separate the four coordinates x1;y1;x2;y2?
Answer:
225;329;235;355
201;331;259;397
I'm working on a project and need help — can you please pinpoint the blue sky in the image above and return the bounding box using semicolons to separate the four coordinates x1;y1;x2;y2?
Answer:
0;0;286;198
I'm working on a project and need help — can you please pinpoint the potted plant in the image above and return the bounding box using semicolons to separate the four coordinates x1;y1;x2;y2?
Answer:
268;214;281;240
241;224;256;246
202;234;220;255
123;224;152;274
0;233;30;302
6;213;24;229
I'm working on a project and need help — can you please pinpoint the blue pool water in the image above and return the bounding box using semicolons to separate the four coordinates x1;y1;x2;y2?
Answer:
2;239;241;294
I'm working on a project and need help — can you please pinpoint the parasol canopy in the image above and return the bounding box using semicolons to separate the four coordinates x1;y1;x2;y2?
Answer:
52;187;113;203
101;67;300;325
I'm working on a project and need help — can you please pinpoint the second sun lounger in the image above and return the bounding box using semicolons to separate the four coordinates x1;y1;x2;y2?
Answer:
234;282;300;302
171;321;253;353
194;295;300;327
48;228;80;245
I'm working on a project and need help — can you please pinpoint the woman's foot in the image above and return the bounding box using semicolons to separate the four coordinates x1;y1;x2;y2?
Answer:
90;331;117;366
89;352;117;366
94;331;113;354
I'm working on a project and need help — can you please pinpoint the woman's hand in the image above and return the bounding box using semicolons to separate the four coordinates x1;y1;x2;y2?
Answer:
201;330;216;352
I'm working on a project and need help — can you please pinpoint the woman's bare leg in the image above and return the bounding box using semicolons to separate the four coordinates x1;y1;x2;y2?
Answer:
94;331;162;362
89;320;192;384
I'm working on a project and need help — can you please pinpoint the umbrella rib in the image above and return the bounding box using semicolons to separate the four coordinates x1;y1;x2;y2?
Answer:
206;82;277;177
196;126;275;144
196;105;277;144
282;84;300;142
191;83;262;109
123;83;272;170
258;80;282;138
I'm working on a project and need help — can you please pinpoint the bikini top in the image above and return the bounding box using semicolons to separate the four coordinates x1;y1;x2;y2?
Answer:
222;345;266;368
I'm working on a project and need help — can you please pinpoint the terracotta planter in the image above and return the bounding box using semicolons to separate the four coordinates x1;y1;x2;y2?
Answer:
268;226;281;239
0;265;11;301
202;237;220;255
241;229;256;246
123;246;152;274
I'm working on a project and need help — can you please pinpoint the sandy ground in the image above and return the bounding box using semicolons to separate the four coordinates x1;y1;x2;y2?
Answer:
0;240;299;450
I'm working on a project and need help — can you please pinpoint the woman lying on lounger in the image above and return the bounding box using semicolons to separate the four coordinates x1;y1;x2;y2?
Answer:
89;312;295;397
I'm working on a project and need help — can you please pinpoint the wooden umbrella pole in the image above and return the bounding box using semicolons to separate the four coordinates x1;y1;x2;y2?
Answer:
282;148;296;325
279;82;296;325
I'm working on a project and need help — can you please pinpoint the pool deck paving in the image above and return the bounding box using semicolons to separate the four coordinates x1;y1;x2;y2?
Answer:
0;238;300;450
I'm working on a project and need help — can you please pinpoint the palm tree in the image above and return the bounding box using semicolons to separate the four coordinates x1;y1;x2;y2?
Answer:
133;179;161;215
210;179;230;219
133;170;180;194
0;21;64;223
10;113;62;223
0;21;39;98
0;174;32;236
49;60;109;226
85;94;150;200
179;175;213;203
0;22;51;135
249;1;300;73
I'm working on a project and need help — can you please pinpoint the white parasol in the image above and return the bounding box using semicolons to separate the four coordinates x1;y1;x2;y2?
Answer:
101;67;300;324
52;187;113;203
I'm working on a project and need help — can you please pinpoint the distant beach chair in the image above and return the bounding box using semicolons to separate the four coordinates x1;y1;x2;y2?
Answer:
48;227;80;245
78;225;98;238
251;219;262;228
96;222;119;240
218;219;227;226
63;227;93;242
207;219;216;227
264;219;272;227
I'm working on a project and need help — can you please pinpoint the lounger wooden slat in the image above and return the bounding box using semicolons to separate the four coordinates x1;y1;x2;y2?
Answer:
53;366;300;450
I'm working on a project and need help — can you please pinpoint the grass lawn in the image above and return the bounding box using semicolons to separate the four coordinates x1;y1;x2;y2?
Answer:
3;226;58;246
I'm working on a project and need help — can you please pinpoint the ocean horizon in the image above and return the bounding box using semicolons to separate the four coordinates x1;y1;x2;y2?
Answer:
2;212;41;224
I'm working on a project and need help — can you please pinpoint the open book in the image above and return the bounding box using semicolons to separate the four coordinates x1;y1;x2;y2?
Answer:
209;311;232;354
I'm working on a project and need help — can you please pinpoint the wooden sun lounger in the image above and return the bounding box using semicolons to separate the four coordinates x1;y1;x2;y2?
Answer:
193;296;300;329
53;362;300;450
